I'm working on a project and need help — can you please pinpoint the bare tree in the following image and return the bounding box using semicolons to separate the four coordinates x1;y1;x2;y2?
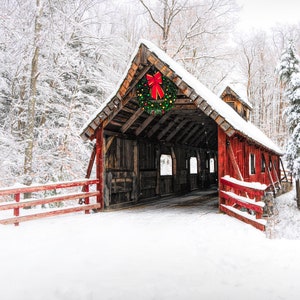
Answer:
138;0;238;89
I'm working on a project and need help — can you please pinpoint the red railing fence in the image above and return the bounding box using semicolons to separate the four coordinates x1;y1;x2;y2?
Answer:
0;179;100;226
219;176;268;231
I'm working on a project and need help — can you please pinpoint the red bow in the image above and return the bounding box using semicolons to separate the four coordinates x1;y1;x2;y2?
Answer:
146;72;164;100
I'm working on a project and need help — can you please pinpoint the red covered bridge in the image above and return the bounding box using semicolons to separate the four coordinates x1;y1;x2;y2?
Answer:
80;40;289;230
0;40;290;228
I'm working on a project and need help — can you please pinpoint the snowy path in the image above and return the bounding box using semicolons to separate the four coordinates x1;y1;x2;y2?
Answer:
1;189;300;300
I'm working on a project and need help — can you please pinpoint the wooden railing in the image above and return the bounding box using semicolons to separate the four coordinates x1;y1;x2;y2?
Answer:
219;176;267;231
0;179;100;226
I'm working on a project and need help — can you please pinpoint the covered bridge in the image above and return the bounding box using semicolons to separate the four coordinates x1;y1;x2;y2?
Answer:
81;40;286;229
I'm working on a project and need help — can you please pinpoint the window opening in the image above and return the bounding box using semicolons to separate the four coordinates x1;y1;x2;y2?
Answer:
249;153;256;175
269;155;272;170
261;154;266;173
160;154;172;176
190;157;197;174
209;158;215;173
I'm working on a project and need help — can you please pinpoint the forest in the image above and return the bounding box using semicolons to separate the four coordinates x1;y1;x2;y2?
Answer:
0;0;299;187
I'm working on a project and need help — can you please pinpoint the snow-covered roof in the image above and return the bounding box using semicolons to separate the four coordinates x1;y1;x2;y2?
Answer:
219;82;253;110
81;39;283;155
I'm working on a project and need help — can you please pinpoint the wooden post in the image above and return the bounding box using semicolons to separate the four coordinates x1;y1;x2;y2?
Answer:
218;127;226;205
133;140;139;202
155;146;161;196
14;193;20;226
84;184;90;214
171;147;177;193
96;126;104;210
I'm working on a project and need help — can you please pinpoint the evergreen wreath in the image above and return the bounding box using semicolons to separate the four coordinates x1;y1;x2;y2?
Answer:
136;68;177;115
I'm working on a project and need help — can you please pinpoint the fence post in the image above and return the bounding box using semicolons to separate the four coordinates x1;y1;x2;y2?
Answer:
14;193;20;226
85;184;90;214
96;126;104;210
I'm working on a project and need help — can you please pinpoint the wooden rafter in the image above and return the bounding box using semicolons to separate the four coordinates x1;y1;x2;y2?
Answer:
102;61;153;130
121;107;144;133
103;90;136;128
175;122;194;144
165;119;189;142
147;113;170;138
194;127;209;147
189;126;205;145
181;124;200;144
157;116;181;140
135;114;155;136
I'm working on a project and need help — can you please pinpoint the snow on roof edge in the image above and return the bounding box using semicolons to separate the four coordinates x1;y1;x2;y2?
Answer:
80;39;283;155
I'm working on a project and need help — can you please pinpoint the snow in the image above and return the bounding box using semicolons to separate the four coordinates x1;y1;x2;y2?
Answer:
81;39;283;155
221;204;267;225
221;190;265;207
1;187;300;300
222;175;268;190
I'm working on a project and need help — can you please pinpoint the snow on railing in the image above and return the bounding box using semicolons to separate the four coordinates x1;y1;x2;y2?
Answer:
219;176;267;231
0;179;100;226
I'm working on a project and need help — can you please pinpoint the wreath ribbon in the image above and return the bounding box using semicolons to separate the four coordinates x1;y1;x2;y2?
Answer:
146;72;165;100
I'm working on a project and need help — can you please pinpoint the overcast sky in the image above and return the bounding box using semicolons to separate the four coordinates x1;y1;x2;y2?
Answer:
236;0;300;30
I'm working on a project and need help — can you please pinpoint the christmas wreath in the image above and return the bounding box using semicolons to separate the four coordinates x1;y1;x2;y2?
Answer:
136;69;177;115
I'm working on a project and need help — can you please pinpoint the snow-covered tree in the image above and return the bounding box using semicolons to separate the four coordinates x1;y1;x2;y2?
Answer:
0;0;129;186
277;40;300;205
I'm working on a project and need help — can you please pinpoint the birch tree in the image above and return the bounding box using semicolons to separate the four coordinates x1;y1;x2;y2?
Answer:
23;0;43;186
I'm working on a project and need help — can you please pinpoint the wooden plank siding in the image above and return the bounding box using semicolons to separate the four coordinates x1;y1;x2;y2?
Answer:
218;129;282;199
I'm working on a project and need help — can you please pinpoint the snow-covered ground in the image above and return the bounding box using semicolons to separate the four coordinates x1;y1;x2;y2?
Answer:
1;188;300;300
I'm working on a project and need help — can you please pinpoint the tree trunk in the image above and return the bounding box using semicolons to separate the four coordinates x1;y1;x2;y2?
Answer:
24;0;42;180
296;179;300;209
23;0;42;194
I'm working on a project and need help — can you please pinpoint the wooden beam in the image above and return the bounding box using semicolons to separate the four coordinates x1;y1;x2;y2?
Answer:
102;62;153;129
220;205;265;231
121;107;144;133
85;144;96;179
96;126;104;210
157;116;181;140
175;122;194;143
279;157;289;182
189;126;205;146
147;113;170;138
227;141;244;181
104;136;115;154
135;115;155;136
103;90;135;128
165;119;189;142
181;124;200;144
0;204;101;225
133;140;139;202
155;146;161;195
194;127;208;147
